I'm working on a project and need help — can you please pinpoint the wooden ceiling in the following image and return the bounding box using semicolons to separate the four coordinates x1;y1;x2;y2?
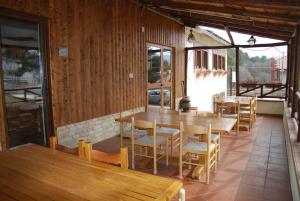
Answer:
140;0;300;41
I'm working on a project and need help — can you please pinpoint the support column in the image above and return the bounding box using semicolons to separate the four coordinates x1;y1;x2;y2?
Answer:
292;25;300;118
235;47;240;96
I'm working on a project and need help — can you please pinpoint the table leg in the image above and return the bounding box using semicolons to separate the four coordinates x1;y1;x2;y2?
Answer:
179;188;185;201
120;121;124;148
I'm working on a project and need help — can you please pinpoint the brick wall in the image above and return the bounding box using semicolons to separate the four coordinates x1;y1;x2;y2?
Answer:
57;107;145;148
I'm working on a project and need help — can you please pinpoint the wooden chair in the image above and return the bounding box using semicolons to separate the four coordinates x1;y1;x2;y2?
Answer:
119;111;147;148
253;96;258;122
80;141;128;169
189;111;221;161
239;98;255;131
131;117;167;174
49;136;78;155
179;122;217;184
220;101;240;134
157;108;180;157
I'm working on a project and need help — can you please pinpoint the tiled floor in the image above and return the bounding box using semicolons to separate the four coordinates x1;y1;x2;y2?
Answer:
94;115;292;201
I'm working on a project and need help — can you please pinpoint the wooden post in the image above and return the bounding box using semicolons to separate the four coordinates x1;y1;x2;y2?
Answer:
286;43;292;104
184;49;188;97
292;25;300;118
84;142;92;161
235;47;240;96
49;136;57;151
78;140;85;159
179;122;183;179
120;147;128;170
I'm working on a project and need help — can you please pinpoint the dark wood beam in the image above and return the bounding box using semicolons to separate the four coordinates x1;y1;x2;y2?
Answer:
236;47;240;96
185;42;288;51
160;9;295;33
144;0;300;23
173;0;300;10
225;26;235;45
182;18;290;41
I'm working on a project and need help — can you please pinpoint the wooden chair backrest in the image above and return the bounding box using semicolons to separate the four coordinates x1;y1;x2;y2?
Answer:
49;136;78;155
80;141;128;170
131;117;157;147
196;111;217;117
180;122;211;151
131;117;156;129
159;108;179;115
221;101;240;115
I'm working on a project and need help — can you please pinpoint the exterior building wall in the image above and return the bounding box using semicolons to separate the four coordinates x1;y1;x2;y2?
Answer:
186;27;228;111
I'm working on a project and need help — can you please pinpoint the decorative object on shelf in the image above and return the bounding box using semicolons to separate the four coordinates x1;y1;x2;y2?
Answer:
179;81;191;112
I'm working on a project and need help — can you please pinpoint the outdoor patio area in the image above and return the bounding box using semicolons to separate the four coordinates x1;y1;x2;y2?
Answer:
95;115;292;201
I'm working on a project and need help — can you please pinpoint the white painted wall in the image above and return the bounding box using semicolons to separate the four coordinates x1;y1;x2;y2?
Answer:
186;27;228;111
257;100;283;115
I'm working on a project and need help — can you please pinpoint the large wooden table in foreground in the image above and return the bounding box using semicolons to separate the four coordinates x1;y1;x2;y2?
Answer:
119;111;237;133
0;144;182;201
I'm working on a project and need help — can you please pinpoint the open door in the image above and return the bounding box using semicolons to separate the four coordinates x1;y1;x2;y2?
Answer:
0;13;52;148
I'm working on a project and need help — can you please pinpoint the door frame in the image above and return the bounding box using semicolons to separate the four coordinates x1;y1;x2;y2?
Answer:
146;43;175;111
0;8;53;150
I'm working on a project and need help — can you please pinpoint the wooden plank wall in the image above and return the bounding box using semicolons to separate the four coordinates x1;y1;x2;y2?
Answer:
0;0;185;143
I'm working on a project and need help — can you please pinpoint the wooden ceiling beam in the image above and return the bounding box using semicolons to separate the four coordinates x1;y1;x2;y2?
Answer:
225;26;235;45
160;8;295;33
144;0;300;23
173;0;300;10
180;16;292;38
182;18;289;41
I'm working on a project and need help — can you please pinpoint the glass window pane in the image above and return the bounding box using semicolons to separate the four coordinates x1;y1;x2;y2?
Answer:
163;49;172;83
147;46;161;84
1;19;45;147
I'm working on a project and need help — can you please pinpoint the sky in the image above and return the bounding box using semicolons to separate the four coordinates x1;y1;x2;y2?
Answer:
200;26;287;59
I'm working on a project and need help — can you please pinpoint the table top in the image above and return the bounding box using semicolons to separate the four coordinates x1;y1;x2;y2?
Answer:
0;144;182;201
120;112;236;133
214;96;252;105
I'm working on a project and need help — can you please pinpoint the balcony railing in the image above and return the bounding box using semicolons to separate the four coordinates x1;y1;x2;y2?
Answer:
238;83;286;99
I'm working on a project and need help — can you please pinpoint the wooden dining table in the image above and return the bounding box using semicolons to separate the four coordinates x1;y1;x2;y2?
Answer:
119;111;237;133
214;96;253;105
0;144;183;201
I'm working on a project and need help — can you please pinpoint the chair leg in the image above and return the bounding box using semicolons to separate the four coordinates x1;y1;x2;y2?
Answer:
166;139;169;166
188;153;192;170
154;146;157;175
206;155;210;184
170;137;173;157
131;138;135;169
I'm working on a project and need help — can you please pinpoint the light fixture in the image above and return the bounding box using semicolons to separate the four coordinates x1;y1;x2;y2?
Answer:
187;29;196;43
247;35;256;46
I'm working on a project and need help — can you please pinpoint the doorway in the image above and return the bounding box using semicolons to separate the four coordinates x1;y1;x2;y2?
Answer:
0;13;51;148
147;45;173;111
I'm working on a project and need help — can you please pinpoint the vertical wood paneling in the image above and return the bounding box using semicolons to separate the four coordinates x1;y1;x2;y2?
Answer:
0;0;185;131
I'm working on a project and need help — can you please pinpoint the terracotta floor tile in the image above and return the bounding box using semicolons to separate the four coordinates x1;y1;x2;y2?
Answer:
93;115;293;201
263;187;293;201
265;177;291;189
241;175;265;187
201;191;234;201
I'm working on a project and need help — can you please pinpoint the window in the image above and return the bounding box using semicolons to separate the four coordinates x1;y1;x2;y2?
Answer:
195;50;201;69
203;51;208;69
213;54;218;70
213;54;225;70
221;57;225;70
195;50;208;69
